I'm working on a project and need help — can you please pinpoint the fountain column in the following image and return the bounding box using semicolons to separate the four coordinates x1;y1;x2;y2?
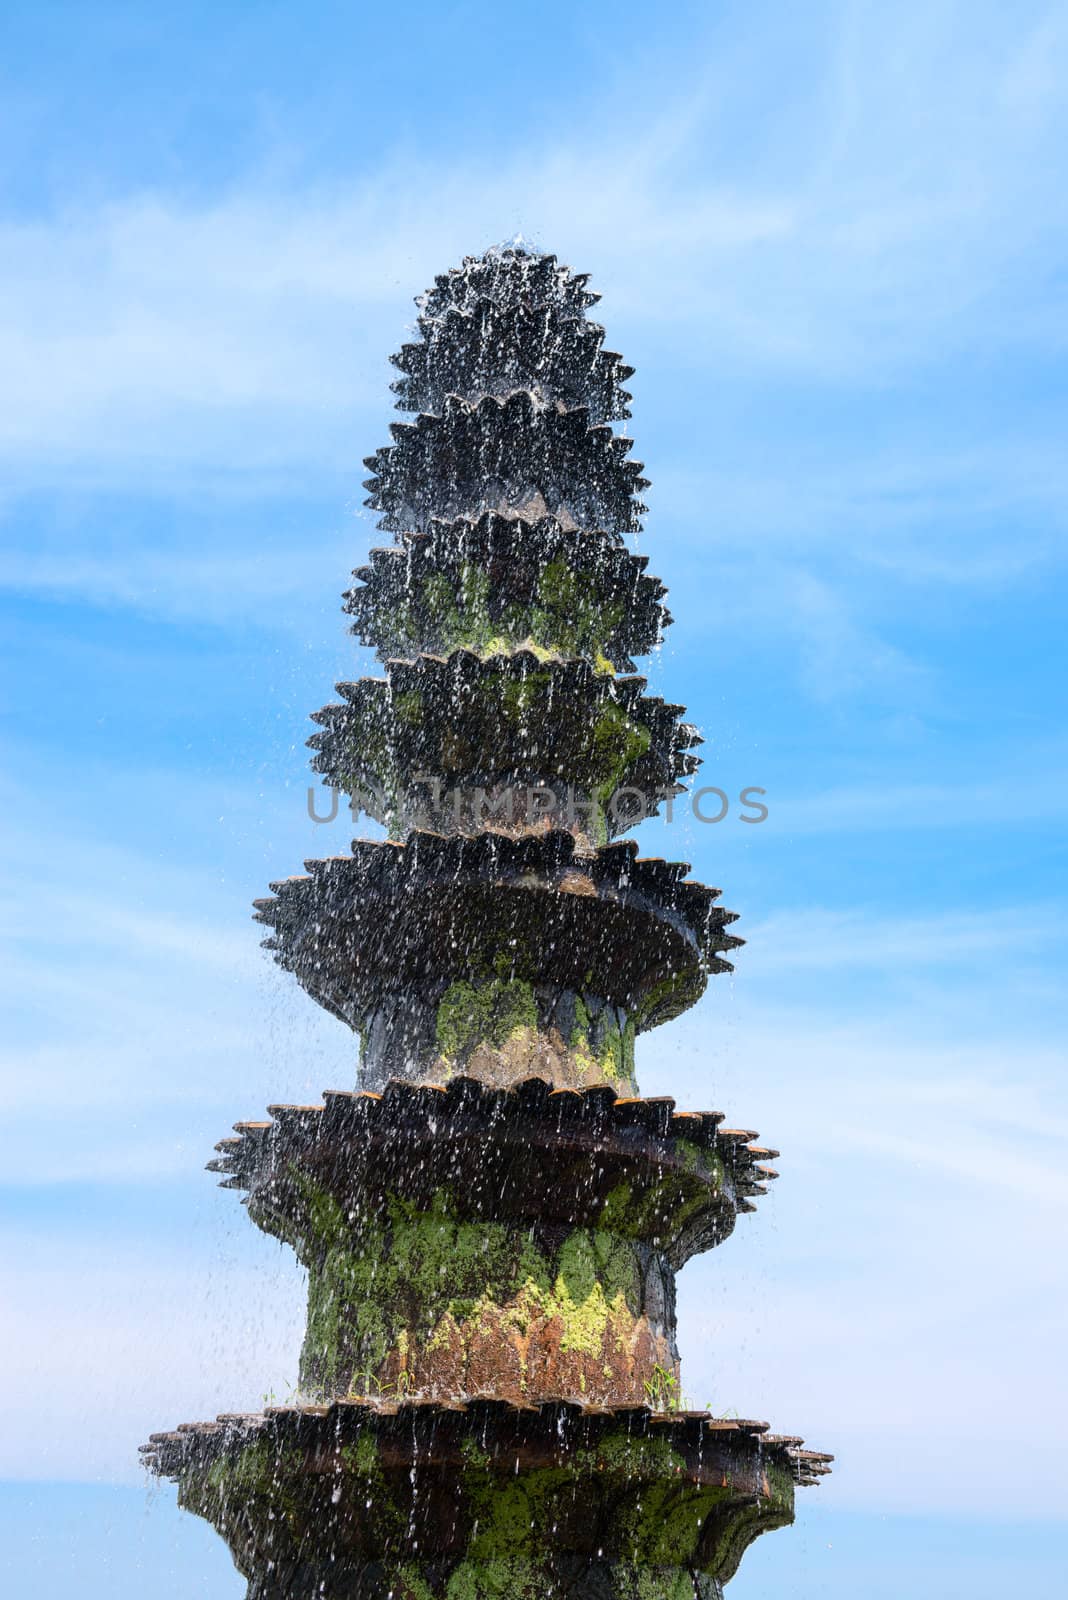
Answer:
143;245;830;1599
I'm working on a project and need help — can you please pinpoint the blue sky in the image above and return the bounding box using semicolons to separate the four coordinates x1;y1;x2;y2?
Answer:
2;0;1067;1594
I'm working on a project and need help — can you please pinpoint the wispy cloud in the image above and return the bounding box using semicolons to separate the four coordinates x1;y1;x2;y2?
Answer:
777;765;1068;834
0;765;356;1140
4;1;1067;1530
647;1001;1068;1515
0;4;1061;744
747;904;1065;971
0;1226;306;1482
0;6;1066;482
0;534;362;625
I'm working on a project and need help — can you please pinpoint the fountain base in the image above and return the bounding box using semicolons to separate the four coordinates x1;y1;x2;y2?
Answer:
243;1558;725;1598
143;1399;829;1599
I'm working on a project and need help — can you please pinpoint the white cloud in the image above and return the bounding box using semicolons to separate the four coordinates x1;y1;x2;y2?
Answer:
746;904;1065;971
3;3;1067;1522
777;766;1068;834
7;996;1066;1511
650;1006;1068;1516
0;5;1065;484
0;762;357;1144
0;534;362;625
0;1227;306;1483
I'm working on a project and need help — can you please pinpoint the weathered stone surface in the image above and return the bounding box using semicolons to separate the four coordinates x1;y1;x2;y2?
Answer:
253;831;741;1080
391;294;634;422
344;513;668;672
211;1076;775;1271
416;248;604;320
297;1207;678;1406
208;1079;779;1408
363;391;648;536
143;1400;828;1597
308;650;699;845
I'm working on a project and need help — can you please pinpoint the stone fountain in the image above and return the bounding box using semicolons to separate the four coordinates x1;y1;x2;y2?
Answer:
143;245;830;1599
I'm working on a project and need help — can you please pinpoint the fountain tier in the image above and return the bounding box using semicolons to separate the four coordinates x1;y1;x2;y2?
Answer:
253;832;741;1091
144;1399;830;1600
210;1076;777;1404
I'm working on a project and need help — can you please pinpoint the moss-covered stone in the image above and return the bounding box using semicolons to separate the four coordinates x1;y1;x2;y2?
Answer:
429;979;638;1094
289;1179;676;1405
436;975;539;1064
393;688;425;727
536;555;625;670
322;653;669;846
385;553;630;673
175;1416;781;1597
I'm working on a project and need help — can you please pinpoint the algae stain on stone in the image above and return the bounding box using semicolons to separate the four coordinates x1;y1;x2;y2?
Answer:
435;976;539;1065
290;1170;670;1402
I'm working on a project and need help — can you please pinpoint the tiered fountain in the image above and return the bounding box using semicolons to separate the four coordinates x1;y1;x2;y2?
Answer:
143;244;830;1599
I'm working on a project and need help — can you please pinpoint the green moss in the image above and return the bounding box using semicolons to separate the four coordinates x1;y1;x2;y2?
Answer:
598;1181;634;1233
393;688;425;727
302;1187;542;1392
179;1419;792;1595
435;976;539;1064
707;1487;794;1585
567;994;598;1079
594;1131;723;1244
536;557;579;614
458;1441;576;1574
394;1570;438;1600
674;1139;703;1175
371;598;417;652
596;1014;635;1086
567;998;637;1092
617;1575;699;1600
410;1562;717;1599
402;552;630;670
570;995;591;1043
454;1431;731;1576
631;967;703;1031
500;670;553;725
444;1558;545;1599
331;699;401;816
292;1173;655;1400
331;619;658;839
460;563;494;639
422;572;458;621
764;1457;796;1512
342;1433;382;1477
338;1433;406;1542
573;1434;731;1566
590;701;651;805
197;1440;306;1530
536;559;625;669
419;565;498;657
296;1166;348;1246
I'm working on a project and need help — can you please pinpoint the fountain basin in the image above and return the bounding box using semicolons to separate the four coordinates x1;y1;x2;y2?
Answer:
143;1399;830;1600
253;831;740;1089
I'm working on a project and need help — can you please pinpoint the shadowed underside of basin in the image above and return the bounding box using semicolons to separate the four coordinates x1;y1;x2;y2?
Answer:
210;1075;779;1266
253;831;742;1092
143;1399;831;1600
